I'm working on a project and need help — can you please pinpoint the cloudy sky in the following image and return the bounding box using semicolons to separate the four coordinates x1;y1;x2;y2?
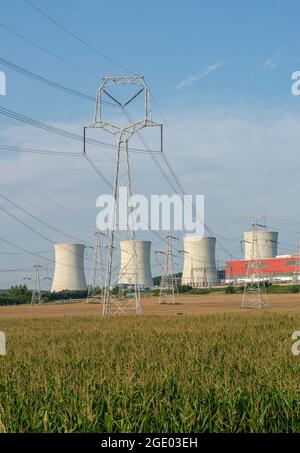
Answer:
0;0;300;288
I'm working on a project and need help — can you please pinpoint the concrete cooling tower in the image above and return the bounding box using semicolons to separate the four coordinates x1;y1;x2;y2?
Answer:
51;243;87;292
243;231;278;260
118;240;153;288
181;236;218;287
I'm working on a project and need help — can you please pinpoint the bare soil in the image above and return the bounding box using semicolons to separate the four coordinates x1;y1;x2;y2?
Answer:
0;293;300;319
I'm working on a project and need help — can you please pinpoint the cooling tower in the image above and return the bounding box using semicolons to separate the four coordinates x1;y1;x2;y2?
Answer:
51;243;87;292
243;231;278;260
181;236;218;287
118;240;153;288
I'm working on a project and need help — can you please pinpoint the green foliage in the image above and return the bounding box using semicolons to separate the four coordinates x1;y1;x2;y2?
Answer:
267;284;300;294
1;313;300;432
42;289;88;301
0;285;31;306
0;287;90;306
8;285;30;298
225;285;236;294
178;284;193;293
189;288;210;295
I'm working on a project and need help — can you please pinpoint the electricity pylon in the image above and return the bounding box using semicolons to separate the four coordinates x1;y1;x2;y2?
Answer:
193;258;208;287
84;76;162;316
180;250;209;288
31;257;42;305
293;241;300;284
242;217;268;309
86;229;104;303
158;232;179;304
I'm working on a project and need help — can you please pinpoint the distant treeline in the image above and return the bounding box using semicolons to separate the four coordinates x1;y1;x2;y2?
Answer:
0;285;88;306
1;283;300;306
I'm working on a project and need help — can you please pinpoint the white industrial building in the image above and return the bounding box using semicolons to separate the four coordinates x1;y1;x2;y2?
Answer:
181;236;218;287
51;243;87;292
118;240;153;288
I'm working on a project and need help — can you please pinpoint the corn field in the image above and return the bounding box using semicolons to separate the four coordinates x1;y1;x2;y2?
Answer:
0;313;300;432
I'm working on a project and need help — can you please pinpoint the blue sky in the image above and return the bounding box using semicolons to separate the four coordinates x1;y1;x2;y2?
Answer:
0;0;300;287
1;0;299;115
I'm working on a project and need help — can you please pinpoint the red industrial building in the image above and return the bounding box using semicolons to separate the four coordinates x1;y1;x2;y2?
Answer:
225;255;300;284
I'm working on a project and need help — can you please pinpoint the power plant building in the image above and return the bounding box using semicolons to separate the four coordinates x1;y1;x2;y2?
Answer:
118;240;153;288
51;243;87;292
181;236;218;287
225;255;300;284
225;229;299;284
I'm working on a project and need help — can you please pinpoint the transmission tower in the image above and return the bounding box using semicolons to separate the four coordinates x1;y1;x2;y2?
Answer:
242;217;268;309
86;229;105;303
84;76;162;316
193;258;208;287
31;257;42;305
189;256;195;287
158;232;179;304
293;240;300;284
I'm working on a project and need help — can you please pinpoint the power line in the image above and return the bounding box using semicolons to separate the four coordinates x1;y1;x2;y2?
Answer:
0;203;95;271
0;202;64;246
121;106;179;194
4;3;241;259
0;156;94;237
0;108;238;261
150;92;247;227
24;0;134;75
0;106;160;154
0;237;95;293
13;1;245;245
0;191;93;246
0;143;81;156
21;0;181;216
22;0;245;238
0;22;99;79
0;250;52;256
83;154;112;190
0;267;33;273
0;56;117;106
122;106;239;258
1;146;168;267
269;226;300;236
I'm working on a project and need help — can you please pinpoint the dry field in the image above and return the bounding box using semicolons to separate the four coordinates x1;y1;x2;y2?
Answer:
0;293;300;319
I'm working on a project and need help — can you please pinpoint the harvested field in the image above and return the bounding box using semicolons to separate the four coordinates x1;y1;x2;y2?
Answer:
0;293;300;319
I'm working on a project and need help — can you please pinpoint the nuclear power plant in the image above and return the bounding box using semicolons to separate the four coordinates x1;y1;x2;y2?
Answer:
51;243;87;292
181;236;218;287
19;77;297;308
48;223;299;292
118;240;153;288
47;222;300;294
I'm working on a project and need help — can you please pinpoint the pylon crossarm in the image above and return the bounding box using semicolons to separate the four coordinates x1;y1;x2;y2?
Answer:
85;122;121;134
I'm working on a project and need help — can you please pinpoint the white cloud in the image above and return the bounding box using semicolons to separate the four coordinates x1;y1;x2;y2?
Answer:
174;61;225;90
263;50;284;71
1;108;300;285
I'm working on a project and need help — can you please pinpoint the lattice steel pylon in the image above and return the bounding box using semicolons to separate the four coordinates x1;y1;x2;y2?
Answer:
84;76;162;316
86;229;105;304
158;232;179;304
242;217;268;309
31;257;42;305
293;241;300;284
